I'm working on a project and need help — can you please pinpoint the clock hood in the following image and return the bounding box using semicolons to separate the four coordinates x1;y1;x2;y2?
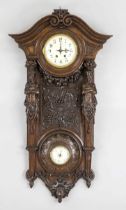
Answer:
9;9;112;59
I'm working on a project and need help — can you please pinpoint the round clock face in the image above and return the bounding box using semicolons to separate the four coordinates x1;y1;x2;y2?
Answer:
50;146;70;165
43;34;78;68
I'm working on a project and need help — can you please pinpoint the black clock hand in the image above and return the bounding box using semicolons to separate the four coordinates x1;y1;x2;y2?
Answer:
58;150;62;157
62;49;69;53
57;39;63;54
57;48;69;54
60;40;62;53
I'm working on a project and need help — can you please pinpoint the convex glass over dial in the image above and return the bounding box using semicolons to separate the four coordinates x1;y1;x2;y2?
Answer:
43;34;78;68
50;146;71;165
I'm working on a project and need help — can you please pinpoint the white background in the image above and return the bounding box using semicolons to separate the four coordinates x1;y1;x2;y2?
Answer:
0;0;126;210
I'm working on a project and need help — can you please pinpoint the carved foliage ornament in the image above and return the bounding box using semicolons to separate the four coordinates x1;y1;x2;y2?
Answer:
40;67;82;86
10;9;111;202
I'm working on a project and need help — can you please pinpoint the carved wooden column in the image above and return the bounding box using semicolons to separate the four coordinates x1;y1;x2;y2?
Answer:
82;59;97;187
25;59;39;187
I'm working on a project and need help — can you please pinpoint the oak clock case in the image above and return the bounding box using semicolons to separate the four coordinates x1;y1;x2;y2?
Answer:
10;9;111;202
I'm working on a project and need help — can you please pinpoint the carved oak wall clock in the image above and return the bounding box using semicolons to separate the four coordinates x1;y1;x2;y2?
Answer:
10;9;111;202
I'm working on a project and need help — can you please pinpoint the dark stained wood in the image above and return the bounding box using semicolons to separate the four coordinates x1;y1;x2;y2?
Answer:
9;9;112;202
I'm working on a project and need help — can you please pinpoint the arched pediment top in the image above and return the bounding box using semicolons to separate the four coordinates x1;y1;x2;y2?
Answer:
9;9;112;47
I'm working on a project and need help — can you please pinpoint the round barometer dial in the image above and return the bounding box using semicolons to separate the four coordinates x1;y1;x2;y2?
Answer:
50;146;70;165
37;131;82;174
43;34;78;68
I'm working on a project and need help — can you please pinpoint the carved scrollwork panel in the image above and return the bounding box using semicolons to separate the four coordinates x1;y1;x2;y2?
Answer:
41;80;82;135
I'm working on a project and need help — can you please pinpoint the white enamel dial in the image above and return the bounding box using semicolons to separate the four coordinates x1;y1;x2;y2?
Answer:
43;34;78;68
50;146;70;165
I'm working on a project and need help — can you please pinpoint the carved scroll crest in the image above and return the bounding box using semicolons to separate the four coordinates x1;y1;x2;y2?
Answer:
50;9;72;28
